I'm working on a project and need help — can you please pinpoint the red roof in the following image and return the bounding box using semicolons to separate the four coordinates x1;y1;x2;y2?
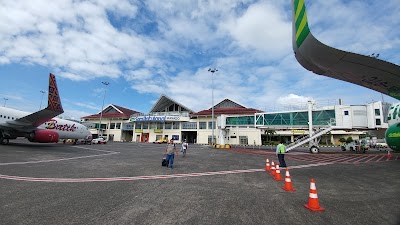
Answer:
82;104;141;119
191;107;262;116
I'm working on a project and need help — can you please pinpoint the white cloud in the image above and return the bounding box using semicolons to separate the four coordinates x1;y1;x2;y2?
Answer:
124;69;154;81
277;94;312;105
224;2;291;58
72;102;101;111
60;109;94;120
0;0;399;119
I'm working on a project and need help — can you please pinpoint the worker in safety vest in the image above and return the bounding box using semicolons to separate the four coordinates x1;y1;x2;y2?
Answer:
276;140;287;167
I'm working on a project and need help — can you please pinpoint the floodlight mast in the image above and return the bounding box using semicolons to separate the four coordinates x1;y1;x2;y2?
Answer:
208;68;218;146
98;81;110;137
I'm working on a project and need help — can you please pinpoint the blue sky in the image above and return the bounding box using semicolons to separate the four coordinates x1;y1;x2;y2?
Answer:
0;0;399;120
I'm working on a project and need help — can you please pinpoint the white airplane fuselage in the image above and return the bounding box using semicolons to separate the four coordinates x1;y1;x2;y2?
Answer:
0;106;91;141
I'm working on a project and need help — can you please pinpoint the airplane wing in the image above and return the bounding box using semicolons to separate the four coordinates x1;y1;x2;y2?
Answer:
292;0;400;100
3;73;64;131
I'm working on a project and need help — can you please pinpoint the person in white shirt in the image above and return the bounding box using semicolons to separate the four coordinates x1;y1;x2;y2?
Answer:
165;139;177;169
181;139;188;157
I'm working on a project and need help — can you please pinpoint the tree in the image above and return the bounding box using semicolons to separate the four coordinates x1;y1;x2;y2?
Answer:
346;136;353;144
264;129;276;142
339;137;346;144
359;132;371;139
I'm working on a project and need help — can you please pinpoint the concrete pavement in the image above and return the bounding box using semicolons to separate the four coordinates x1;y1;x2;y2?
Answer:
1;139;399;225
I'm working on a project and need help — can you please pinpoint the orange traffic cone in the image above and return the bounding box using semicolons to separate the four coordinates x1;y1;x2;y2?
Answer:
387;150;392;160
274;164;283;181
265;158;270;171
304;178;325;211
270;160;276;176
282;168;296;192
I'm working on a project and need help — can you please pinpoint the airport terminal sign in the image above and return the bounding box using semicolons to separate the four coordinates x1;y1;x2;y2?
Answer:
292;129;305;134
129;115;180;122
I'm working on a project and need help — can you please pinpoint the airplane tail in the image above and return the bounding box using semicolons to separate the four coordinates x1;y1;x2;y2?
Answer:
292;0;310;49
46;73;64;113
7;73;64;128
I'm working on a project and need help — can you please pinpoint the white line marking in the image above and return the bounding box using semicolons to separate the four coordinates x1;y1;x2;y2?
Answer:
0;146;119;166
0;162;333;183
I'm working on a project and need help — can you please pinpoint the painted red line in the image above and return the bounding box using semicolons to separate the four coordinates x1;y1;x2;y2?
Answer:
347;155;367;163
137;176;156;179
0;152;119;166
308;155;348;163
363;155;379;163
376;155;386;161
286;156;309;162
170;174;188;177
288;154;348;164
0;162;334;183
288;162;334;169
330;155;359;163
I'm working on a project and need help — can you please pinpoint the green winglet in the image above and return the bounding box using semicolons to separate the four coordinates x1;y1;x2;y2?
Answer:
294;0;310;48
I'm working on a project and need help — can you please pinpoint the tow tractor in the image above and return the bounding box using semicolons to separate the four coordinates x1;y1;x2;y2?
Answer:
341;140;369;153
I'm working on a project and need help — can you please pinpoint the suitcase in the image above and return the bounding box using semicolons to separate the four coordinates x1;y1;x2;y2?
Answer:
162;158;168;167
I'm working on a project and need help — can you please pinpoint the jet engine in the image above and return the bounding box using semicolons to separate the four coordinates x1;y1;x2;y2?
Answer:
27;130;59;143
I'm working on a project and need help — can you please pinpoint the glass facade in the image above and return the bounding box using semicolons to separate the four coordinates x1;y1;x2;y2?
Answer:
208;121;215;129
226;116;254;125
253;110;335;127
199;122;207;129
182;122;197;129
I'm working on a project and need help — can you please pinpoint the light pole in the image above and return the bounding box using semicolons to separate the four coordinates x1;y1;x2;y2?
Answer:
98;81;110;137
39;90;46;110
208;68;218;146
3;98;8;107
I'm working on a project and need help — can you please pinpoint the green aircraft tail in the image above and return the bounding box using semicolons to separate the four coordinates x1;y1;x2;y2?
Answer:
293;0;310;48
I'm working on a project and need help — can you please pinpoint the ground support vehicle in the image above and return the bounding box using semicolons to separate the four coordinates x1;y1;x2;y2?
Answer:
341;140;369;153
91;137;107;144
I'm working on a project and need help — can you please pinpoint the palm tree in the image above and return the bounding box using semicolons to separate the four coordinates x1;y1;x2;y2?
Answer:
264;129;276;143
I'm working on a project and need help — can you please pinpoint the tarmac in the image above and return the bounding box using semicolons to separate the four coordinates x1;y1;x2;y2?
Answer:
1;139;399;225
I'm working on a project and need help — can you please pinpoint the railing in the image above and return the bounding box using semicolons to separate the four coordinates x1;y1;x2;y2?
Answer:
286;119;335;152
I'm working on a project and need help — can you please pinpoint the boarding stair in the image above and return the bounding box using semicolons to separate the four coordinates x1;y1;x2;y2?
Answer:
286;119;335;153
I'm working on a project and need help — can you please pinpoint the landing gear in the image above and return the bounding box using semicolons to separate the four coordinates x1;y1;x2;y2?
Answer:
309;146;319;154
1;137;9;145
0;131;9;145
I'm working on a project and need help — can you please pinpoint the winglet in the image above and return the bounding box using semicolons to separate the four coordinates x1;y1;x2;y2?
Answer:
293;0;310;48
46;73;64;113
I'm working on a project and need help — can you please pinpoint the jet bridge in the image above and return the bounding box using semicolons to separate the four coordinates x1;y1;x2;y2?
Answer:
255;101;335;153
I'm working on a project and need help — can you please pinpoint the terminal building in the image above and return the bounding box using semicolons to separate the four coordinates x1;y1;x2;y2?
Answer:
81;95;390;146
81;104;140;142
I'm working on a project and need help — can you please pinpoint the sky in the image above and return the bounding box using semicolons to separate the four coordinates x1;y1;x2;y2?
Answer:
0;0;399;120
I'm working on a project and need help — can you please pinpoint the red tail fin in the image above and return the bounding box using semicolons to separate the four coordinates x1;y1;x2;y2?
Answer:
46;73;64;113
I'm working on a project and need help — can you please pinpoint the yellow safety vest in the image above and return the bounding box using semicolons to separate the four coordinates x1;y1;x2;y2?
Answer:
278;144;285;154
